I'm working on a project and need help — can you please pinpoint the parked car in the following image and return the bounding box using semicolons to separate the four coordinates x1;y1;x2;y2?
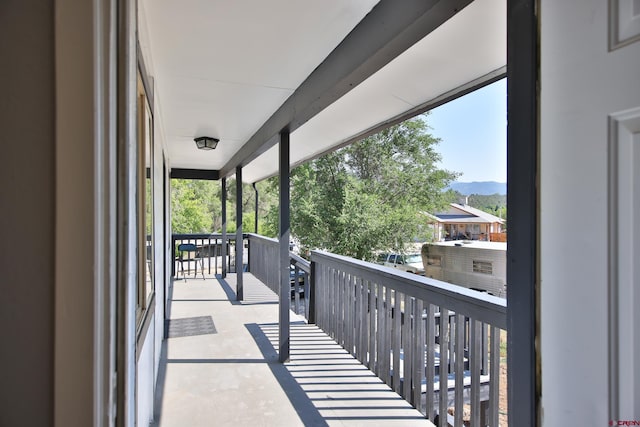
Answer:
378;253;425;275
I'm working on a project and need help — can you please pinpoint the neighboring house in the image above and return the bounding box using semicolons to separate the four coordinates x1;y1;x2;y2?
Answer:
427;203;505;242
422;241;507;297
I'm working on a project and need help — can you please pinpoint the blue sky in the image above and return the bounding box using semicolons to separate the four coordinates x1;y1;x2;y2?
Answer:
424;78;506;183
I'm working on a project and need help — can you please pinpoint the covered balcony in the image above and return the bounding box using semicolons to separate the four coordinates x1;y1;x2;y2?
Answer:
9;0;638;425
133;0;514;425
154;234;506;426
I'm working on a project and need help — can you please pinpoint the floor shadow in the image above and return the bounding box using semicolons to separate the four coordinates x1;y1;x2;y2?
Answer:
165;279;175;321
247;322;429;425
215;275;239;304
246;323;329;427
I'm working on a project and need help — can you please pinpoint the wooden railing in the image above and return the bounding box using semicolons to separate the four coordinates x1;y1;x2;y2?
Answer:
311;250;506;426
247;234;310;318
182;233;506;425
171;233;241;278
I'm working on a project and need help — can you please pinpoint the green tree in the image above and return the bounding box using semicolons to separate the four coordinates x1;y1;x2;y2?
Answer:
460;192;507;230
171;179;220;233
265;117;459;260
171;177;278;235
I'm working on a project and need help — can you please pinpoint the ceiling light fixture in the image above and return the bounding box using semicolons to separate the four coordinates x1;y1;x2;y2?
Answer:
194;136;219;150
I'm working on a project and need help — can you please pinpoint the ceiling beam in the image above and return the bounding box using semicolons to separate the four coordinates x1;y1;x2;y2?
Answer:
219;0;473;179
170;168;220;180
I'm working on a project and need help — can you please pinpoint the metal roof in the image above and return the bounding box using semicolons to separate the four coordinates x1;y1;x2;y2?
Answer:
430;203;505;224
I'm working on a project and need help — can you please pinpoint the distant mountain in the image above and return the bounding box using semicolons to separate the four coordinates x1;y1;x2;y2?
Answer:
448;181;506;196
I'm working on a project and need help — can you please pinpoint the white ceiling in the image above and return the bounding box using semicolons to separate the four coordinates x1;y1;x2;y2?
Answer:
139;0;506;183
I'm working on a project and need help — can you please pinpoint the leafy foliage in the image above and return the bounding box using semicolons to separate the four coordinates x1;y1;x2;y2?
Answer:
467;193;506;214
171;179;269;234
171;179;220;233
171;117;461;258
265;117;459;260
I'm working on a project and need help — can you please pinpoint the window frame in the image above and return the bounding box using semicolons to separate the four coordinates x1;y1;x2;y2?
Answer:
472;259;493;275
135;62;155;332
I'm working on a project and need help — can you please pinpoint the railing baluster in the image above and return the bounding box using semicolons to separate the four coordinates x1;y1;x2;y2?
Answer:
392;290;402;394
325;266;330;331
346;273;353;353
335;268;340;340
384;286;393;387
318;265;325;331
342;272;347;346
329;267;336;339
470;319;482;427
353;276;360;361
346;272;351;349
385;287;393;387
338;271;345;346
316;265;322;328
215;238;218;274
324;265;330;332
359;278;367;365
449;313;455;377
369;281;376;371
438;307;449;427
350;274;357;354
375;283;384;379
489;326;500;427
317;264;323;329
378;285;390;384
454;313;465;426
306;267;312;323
412;299;425;412
294;265;300;314
402;293;412;401
425;304;436;421
482;323;488;375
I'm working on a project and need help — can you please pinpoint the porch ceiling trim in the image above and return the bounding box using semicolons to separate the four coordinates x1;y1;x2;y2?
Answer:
218;0;473;179
170;168;220;181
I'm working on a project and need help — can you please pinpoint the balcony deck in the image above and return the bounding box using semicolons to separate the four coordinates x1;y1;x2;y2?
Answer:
152;273;435;426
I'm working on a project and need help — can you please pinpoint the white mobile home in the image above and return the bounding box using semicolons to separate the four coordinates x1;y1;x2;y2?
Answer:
422;241;507;297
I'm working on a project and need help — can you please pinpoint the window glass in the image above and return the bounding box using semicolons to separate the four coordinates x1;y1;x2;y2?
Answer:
405;254;422;264
137;71;154;324
472;260;492;275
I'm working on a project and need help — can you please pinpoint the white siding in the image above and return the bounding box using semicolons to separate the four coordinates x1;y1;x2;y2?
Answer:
423;243;506;297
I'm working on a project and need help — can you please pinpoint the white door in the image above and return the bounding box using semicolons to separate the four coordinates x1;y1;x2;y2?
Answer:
540;0;640;424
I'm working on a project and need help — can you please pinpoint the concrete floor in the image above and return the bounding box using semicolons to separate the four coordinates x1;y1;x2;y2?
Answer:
152;273;435;427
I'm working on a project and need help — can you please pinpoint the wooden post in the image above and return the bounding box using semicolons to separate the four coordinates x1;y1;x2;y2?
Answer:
278;130;290;362
235;167;243;300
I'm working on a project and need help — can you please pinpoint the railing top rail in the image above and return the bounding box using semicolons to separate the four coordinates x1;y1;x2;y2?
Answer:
247;234;311;273
311;249;507;329
245;233;278;244
172;233;245;240
290;253;311;273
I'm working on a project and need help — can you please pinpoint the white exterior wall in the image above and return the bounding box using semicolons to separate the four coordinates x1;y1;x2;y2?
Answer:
137;3;171;422
137;320;156;426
